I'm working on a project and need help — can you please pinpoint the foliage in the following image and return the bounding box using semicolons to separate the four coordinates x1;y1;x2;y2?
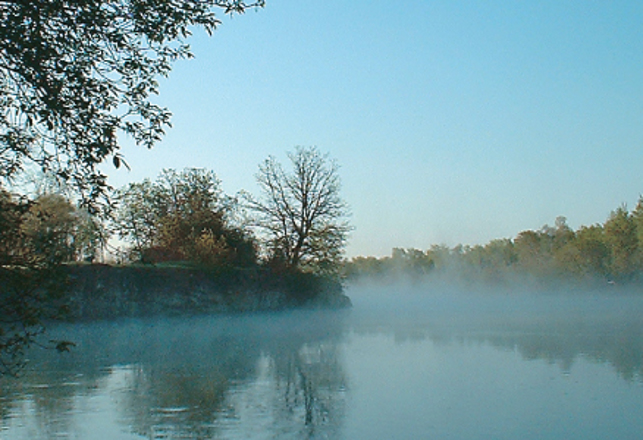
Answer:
345;201;643;287
114;168;256;267
574;225;608;278
113;179;161;258
250;146;351;275
155;168;227;261
0;190;71;375
604;206;638;280
74;208;107;262
20;193;78;264
0;0;264;209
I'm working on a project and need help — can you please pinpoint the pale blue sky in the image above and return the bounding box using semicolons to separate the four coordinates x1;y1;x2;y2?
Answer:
108;1;643;257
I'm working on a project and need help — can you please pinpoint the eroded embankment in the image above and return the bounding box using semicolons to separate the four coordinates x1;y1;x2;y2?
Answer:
62;264;351;320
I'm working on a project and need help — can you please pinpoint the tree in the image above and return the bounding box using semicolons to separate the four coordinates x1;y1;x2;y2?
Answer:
388;248;434;278
513;229;554;277
604;206;639;280
251;147;351;274
460;239;516;283
0;190;72;375
631;196;643;259
573;224;608;279
114;168;256;267
343;256;387;279
154;168;226;258
0;0;264;209
73;208;107;262
114;179;163;260
21;193;78;264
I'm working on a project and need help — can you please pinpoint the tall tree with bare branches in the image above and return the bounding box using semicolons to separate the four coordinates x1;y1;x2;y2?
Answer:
251;146;351;274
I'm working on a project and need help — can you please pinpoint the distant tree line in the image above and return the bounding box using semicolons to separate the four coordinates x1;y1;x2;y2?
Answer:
345;204;643;288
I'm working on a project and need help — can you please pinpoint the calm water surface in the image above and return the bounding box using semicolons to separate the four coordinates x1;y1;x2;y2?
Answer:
2;286;643;439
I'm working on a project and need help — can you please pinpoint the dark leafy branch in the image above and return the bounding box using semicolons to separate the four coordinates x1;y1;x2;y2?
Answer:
0;0;264;211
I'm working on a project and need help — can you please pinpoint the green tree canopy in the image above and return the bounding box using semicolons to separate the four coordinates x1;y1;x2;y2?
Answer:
604;206;639;280
115;168;256;267
0;0;264;208
21;193;78;264
0;190;72;374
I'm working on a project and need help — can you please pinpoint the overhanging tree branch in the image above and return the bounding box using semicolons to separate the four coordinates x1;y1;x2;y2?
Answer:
0;0;264;211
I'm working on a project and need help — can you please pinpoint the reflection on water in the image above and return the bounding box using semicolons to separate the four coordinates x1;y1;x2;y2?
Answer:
1;311;348;439
350;288;643;381
2;288;643;439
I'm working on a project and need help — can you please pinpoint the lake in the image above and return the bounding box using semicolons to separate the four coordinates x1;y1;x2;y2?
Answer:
2;284;643;439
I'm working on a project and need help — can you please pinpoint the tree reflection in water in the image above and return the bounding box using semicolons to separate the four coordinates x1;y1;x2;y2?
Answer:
275;342;346;435
0;310;349;439
3;293;643;439
350;292;643;382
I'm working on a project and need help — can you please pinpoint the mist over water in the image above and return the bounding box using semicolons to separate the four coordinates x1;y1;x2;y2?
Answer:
2;280;643;439
361;280;643;382
348;277;643;327
343;280;643;439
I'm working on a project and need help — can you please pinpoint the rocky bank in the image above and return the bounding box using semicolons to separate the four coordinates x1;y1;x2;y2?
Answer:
62;264;351;320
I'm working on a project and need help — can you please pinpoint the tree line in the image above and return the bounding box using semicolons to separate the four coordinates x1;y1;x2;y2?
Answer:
2;147;350;275
345;205;643;288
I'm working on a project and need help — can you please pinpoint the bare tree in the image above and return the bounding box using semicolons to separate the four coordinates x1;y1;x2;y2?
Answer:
251;146;351;274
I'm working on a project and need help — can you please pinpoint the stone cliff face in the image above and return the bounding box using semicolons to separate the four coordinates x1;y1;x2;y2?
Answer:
63;265;351;320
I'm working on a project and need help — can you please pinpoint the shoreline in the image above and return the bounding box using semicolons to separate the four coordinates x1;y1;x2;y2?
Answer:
61;264;352;321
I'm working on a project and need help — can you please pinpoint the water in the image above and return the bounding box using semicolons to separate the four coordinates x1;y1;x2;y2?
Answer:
2;286;643;439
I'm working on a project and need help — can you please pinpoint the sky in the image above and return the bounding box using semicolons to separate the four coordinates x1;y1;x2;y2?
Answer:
106;0;643;258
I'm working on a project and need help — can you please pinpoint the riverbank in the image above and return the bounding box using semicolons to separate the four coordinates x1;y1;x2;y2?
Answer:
62;264;351;321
